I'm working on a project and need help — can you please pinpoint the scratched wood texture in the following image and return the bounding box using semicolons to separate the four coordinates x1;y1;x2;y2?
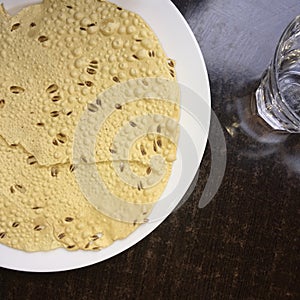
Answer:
0;1;299;299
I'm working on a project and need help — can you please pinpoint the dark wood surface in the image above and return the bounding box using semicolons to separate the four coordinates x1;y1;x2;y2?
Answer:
1;1;299;299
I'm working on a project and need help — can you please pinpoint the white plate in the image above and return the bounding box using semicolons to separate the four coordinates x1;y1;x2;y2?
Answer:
0;0;211;272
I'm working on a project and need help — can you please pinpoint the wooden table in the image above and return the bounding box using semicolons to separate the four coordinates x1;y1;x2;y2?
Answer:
1;1;299;299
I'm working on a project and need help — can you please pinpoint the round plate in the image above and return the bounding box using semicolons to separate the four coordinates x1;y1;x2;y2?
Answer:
0;0;211;272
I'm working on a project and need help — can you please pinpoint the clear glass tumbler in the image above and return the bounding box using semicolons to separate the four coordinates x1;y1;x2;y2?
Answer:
256;15;300;133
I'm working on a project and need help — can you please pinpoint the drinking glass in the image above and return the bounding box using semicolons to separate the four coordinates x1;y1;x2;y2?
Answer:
255;15;300;133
